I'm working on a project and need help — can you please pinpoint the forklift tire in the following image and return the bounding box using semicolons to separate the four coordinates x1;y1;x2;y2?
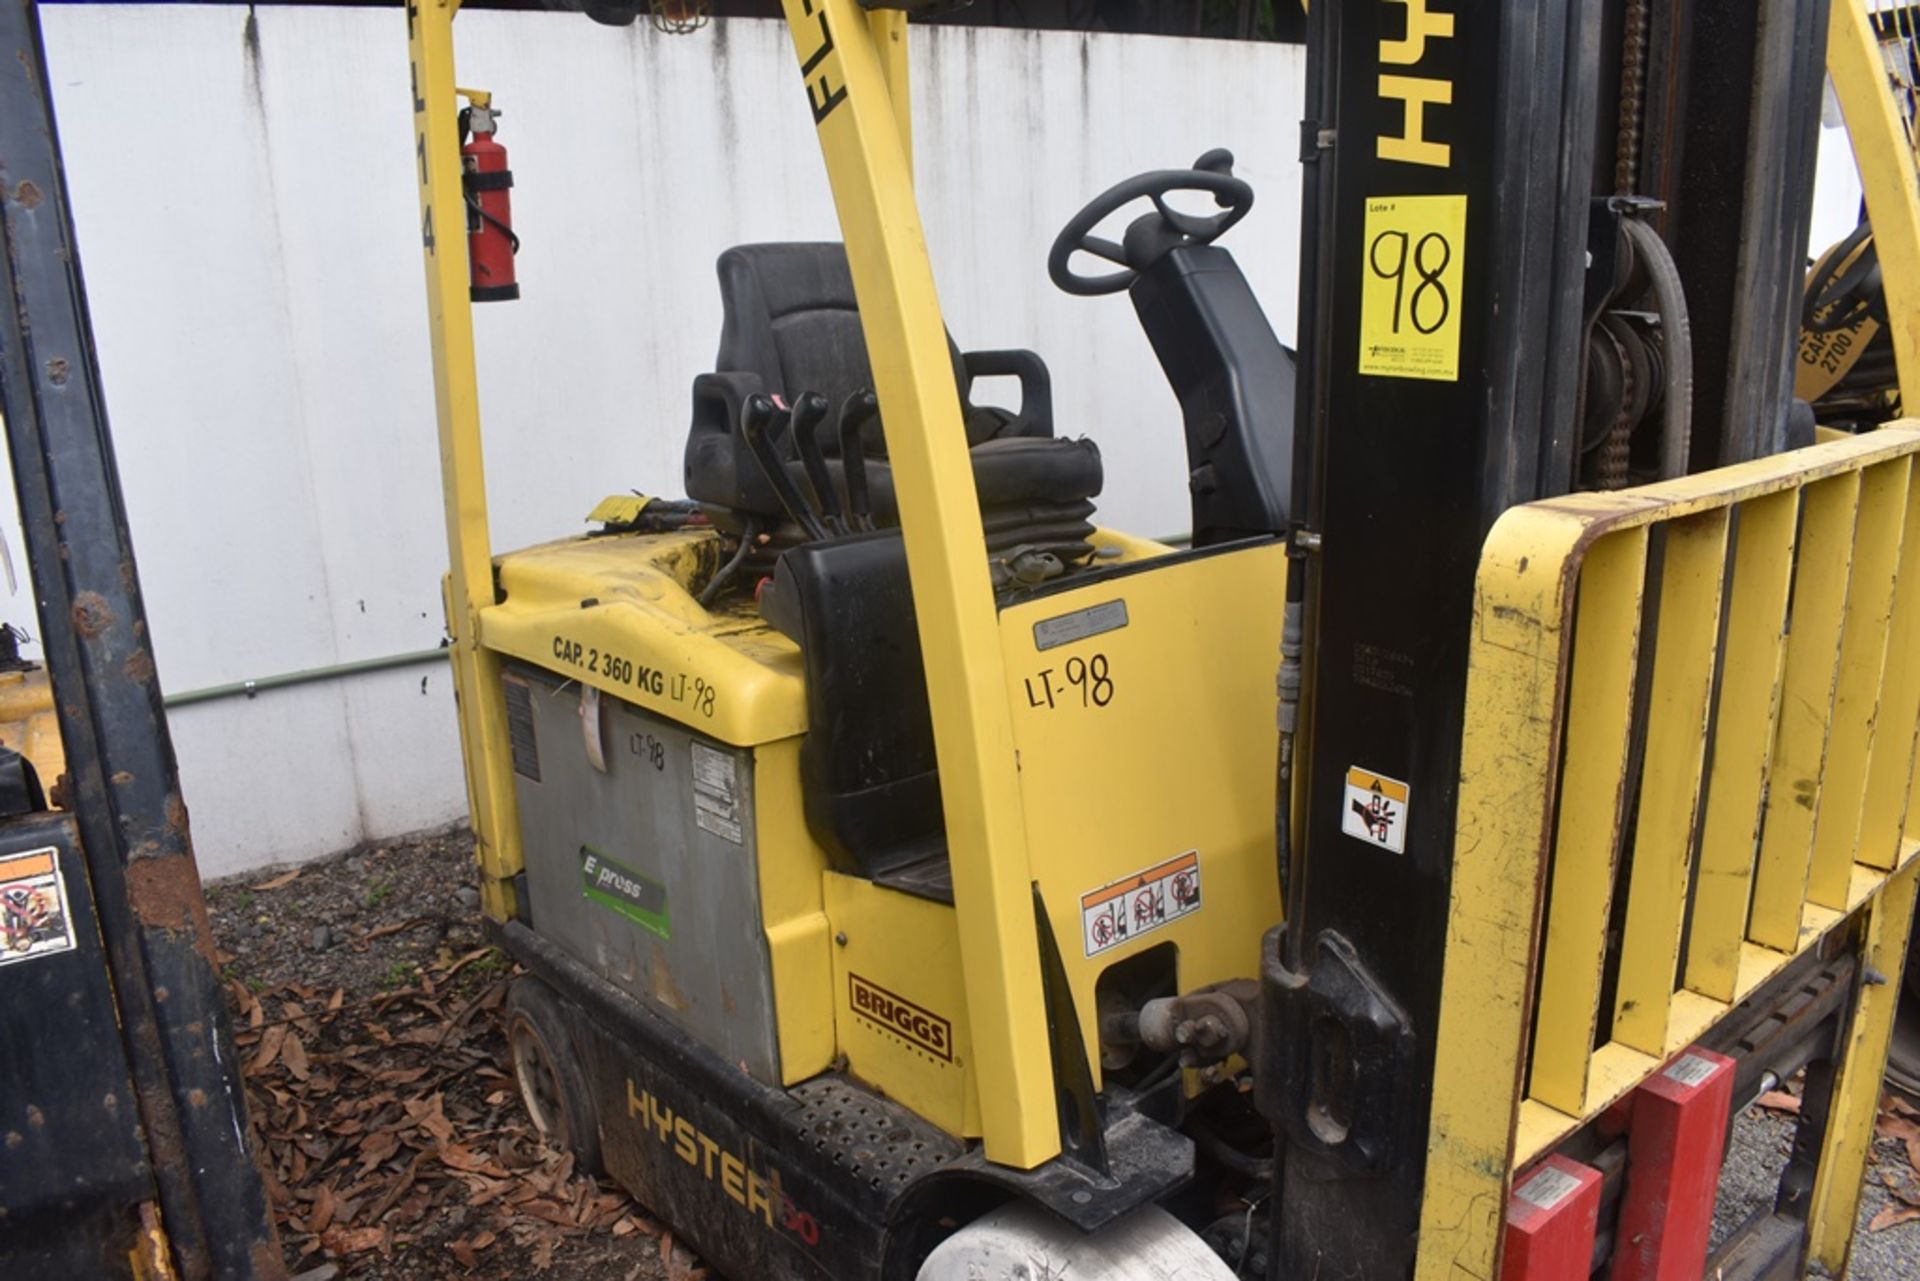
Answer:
506;976;604;1176
915;1201;1237;1280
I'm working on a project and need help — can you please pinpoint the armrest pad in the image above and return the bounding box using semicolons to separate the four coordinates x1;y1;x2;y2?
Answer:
961;348;1053;438
685;370;771;512
690;370;766;434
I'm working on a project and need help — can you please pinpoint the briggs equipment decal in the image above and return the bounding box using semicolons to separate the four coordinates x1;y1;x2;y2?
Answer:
848;973;953;1061
1080;850;1201;957
0;847;74;967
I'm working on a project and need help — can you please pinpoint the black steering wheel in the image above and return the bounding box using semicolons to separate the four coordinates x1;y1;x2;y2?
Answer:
1047;149;1255;297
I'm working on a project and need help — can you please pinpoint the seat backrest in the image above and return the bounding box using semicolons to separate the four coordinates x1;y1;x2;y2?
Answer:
759;531;946;879
715;243;875;410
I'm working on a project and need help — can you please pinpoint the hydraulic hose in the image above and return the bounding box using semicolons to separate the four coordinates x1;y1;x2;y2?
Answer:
1622;217;1694;479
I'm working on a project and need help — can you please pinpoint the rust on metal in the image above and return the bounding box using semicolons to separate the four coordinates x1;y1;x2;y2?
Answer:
125;852;219;967
10;179;39;209
123;646;155;683
44;355;68;385
70;589;113;638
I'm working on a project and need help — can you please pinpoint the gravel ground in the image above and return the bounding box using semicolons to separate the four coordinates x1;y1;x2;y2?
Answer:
209;826;693;1280
213;826;1920;1279
1712;1088;1920;1277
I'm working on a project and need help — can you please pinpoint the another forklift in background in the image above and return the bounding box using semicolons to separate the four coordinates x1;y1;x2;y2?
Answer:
0;2;285;1278
415;0;1920;1278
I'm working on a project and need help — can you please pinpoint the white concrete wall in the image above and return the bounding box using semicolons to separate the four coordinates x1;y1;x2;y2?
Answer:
20;7;1305;876
1811;106;1866;259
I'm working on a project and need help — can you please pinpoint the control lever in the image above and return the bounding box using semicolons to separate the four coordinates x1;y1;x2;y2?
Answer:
836;390;880;531
742;395;828;541
787;392;846;535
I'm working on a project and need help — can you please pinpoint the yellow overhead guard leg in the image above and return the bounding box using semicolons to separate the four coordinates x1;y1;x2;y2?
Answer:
776;0;1060;1168
408;0;526;921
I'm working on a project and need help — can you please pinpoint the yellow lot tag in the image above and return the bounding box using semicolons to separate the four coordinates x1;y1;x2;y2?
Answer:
1341;767;1410;854
1359;194;1467;382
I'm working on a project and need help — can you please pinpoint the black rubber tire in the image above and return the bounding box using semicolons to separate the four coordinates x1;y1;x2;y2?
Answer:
506;976;604;1176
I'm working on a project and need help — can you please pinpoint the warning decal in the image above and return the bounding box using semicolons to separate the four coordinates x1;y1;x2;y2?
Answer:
1341;766;1410;854
1080;851;1201;957
0;846;75;968
1359;194;1467;382
690;741;743;845
1513;1162;1583;1212
1663;1052;1717;1089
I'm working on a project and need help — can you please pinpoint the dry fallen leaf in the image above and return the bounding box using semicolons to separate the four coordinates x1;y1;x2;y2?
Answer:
222;866;690;1279
320;1223;387;1254
1756;1091;1803;1114
282;1032;311;1082
1869;1204;1920;1232
356;1130;400;1176
252;868;303;891
437;1143;496;1174
251;1024;289;1076
309;1183;336;1236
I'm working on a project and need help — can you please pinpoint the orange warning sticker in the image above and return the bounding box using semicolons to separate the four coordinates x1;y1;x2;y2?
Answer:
1341;766;1410;854
0;845;75;967
1080;851;1202;957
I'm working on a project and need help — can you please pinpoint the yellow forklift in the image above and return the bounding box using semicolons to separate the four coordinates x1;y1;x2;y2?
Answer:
411;0;1920;1278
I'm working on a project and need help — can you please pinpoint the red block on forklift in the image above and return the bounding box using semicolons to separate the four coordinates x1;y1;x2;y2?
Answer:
1503;1154;1602;1281
1608;1046;1736;1281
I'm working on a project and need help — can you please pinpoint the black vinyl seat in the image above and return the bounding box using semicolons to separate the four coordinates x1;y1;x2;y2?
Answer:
687;243;1106;888
683;243;1103;548
758;531;945;885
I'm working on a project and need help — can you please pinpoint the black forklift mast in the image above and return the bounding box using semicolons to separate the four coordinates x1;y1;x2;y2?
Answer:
0;3;282;1277
1260;1;1831;1278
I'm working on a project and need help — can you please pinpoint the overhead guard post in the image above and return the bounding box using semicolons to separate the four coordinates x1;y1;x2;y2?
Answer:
776;0;1060;1168
408;0;527;919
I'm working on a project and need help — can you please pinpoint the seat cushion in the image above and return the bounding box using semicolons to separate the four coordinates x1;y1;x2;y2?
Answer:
857;436;1103;525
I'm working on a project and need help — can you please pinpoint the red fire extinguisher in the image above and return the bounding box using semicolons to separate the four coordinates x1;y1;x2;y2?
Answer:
462;100;519;303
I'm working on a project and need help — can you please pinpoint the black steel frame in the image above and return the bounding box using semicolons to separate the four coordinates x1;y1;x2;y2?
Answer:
0;3;280;1276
